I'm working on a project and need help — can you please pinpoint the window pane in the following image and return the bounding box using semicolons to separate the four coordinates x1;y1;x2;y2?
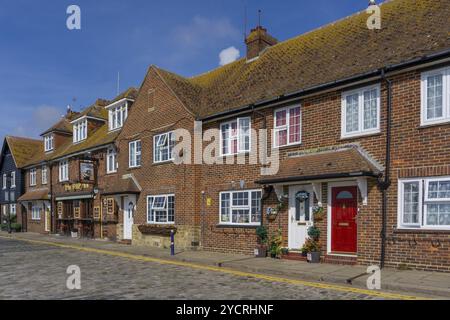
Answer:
221;193;230;223
427;204;450;226
428;180;450;199
289;107;301;144
232;192;249;206
363;89;378;130
238;118;250;152
232;209;250;224
152;197;166;209
275;129;287;147
403;182;420;224
427;74;443;120
346;94;359;133
221;124;230;155
251;191;262;223
147;197;154;222
275;110;287;127
168;196;175;223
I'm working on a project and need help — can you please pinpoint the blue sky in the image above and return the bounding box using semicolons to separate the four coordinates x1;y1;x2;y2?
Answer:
0;0;375;143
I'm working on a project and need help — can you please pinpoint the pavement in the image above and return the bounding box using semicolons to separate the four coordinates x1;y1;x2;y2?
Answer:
0;231;449;299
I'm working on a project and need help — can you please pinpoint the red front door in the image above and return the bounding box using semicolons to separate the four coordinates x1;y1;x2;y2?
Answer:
331;186;358;253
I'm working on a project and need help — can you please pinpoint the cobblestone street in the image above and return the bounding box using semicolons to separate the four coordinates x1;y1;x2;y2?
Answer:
0;238;396;300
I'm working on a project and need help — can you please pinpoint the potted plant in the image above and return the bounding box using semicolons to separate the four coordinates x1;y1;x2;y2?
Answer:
301;238;322;263
255;226;268;258
313;206;325;222
269;229;283;259
71;228;79;238
308;226;321;241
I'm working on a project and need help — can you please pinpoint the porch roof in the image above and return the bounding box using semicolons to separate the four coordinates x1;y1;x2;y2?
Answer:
255;147;382;185
18;189;50;202
101;176;141;196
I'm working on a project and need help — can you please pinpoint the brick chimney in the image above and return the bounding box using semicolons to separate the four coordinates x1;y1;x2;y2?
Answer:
245;26;278;60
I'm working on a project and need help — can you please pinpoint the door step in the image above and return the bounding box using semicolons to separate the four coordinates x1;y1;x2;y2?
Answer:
323;254;357;265
118;239;132;245
282;251;307;262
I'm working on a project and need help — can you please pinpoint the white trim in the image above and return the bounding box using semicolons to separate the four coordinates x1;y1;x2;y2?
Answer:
105;98;134;110
58;160;69;182
397;176;450;231
153;131;175;164
10;171;16;189
41;166;48;185
327;181;358;255
420;66;450;127
29;168;37;186
341;83;381;139
70;115;106;124
218;189;262;226
146;194;175;225
273;105;302;148
2;174;6;190
219;117;251;156
106;147;117;174
128;140;142;168
312;183;322;207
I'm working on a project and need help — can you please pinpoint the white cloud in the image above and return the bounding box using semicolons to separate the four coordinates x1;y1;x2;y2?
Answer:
32;105;64;130
219;46;240;66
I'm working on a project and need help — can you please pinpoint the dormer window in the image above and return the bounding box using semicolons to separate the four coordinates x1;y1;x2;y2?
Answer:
73;119;87;143
44;134;54;152
108;101;128;131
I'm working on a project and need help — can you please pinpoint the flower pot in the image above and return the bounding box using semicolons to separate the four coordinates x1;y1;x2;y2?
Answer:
307;251;321;263
71;231;78;238
254;245;267;258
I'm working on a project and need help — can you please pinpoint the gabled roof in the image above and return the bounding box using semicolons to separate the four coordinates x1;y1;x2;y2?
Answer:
154;0;450;119
1;136;43;169
107;87;139;106
71;99;109;122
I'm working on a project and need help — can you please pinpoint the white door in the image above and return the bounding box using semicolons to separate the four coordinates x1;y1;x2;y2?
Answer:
288;186;313;250
123;196;135;240
44;205;50;232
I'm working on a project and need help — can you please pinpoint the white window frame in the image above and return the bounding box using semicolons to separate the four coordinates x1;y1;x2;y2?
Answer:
44;134;54;152
129;140;142;168
273;105;302;148
10;171;16;188
10;203;16;216
341;84;381;138
31;203;41;220
106;147;117;174
59;160;69;182
219;189;262;226
30;169;37;186
220;117;251;156
421;67;450;126
108;102;128;131
73;119;88;143
146;194;175;225
398;177;450;231
153;131;175;163
41;166;48;185
2;174;6;190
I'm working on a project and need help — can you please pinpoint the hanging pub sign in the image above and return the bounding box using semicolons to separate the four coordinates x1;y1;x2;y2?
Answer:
80;161;95;182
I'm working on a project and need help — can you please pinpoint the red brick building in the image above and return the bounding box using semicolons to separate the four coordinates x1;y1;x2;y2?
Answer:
13;0;450;272
19;89;138;240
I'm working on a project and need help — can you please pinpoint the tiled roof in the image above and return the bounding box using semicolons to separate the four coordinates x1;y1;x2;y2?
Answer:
155;0;450;118
101;176;141;196
41;117;73;136
5;136;43;168
17;189;50;202
107;87;139;105
255;147;382;185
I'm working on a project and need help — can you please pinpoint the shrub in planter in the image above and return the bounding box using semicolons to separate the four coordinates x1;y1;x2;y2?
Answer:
269;229;283;259
10;223;21;232
313;206;325;221
308;226;321;241
301;238;322;263
255;226;268;258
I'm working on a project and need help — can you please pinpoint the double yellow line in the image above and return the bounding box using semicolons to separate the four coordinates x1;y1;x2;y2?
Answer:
0;235;428;300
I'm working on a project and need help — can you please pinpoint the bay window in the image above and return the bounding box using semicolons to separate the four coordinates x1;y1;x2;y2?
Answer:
147;194;175;224
220;190;262;225
341;84;380;138
398;177;450;230
220;117;251;156
30;169;37;186
107;148;117;173
154;132;175;163
73;119;87;143
59;160;69;182
421;67;450;126
274;105;301;147
129;140;142;168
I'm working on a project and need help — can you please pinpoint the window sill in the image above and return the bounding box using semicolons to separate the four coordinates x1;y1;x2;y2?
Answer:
419;120;450;129
127;166;141;171
394;228;450;235
216;224;259;229
272;142;302;151
152;160;175;166
340;131;382;141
